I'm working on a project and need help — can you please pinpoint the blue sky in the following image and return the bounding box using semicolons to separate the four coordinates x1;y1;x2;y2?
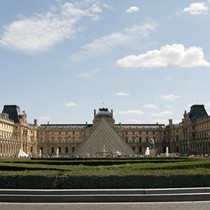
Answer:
1;0;210;125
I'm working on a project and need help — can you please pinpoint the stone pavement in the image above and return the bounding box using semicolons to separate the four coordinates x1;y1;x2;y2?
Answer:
1;202;210;210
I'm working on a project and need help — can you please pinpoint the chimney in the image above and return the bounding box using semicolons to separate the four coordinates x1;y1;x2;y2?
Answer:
94;109;96;117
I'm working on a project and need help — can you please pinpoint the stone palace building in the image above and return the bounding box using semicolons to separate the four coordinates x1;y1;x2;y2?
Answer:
0;104;210;157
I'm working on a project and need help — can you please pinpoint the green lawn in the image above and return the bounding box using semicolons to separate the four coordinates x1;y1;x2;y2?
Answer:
0;157;210;176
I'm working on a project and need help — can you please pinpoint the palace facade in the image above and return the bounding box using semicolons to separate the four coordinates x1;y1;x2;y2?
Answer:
0;104;210;157
0;105;37;157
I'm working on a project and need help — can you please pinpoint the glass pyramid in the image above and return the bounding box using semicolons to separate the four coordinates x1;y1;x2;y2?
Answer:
73;119;136;157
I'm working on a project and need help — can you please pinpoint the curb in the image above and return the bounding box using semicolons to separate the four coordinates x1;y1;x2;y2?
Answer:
1;188;210;203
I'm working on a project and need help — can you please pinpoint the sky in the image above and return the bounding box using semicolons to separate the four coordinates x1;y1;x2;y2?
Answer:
1;0;210;125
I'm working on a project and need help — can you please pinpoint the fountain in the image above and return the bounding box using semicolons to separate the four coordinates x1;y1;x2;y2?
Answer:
166;147;169;157
102;145;106;155
39;149;42;158
56;148;59;157
145;147;150;156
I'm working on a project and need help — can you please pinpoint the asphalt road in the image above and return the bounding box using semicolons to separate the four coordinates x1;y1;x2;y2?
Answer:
1;202;210;210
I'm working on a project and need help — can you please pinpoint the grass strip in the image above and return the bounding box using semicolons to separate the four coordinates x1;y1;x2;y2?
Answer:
0;157;209;176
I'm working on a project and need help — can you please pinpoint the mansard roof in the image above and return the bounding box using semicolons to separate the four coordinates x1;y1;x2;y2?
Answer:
117;124;165;129
94;108;113;119
2;105;21;123
39;123;165;130
189;105;209;122
39;124;93;129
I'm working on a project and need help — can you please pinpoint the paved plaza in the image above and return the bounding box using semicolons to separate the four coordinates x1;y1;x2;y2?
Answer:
1;202;210;210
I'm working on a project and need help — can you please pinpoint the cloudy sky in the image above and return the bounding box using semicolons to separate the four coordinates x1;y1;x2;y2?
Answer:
1;0;210;125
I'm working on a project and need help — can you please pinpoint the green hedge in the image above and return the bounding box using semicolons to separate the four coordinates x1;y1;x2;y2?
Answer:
0;157;209;176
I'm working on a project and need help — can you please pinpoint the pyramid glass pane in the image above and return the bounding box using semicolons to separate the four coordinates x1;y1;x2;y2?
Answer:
73;119;135;156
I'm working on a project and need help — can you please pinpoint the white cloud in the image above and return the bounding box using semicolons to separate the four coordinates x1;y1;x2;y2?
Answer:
70;33;130;60
143;104;157;109
72;1;113;20
126;6;139;14
124;20;158;37
0;2;103;53
182;2;208;15
102;3;113;10
114;92;129;96
118;110;144;115
77;69;101;78
117;44;210;68
88;3;103;21
158;94;179;101
0;4;83;53
69;20;158;60
152;111;174;117
65;102;77;107
90;3;102;13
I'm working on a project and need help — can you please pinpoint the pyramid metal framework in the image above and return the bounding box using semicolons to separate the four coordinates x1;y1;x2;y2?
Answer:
73;119;135;156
